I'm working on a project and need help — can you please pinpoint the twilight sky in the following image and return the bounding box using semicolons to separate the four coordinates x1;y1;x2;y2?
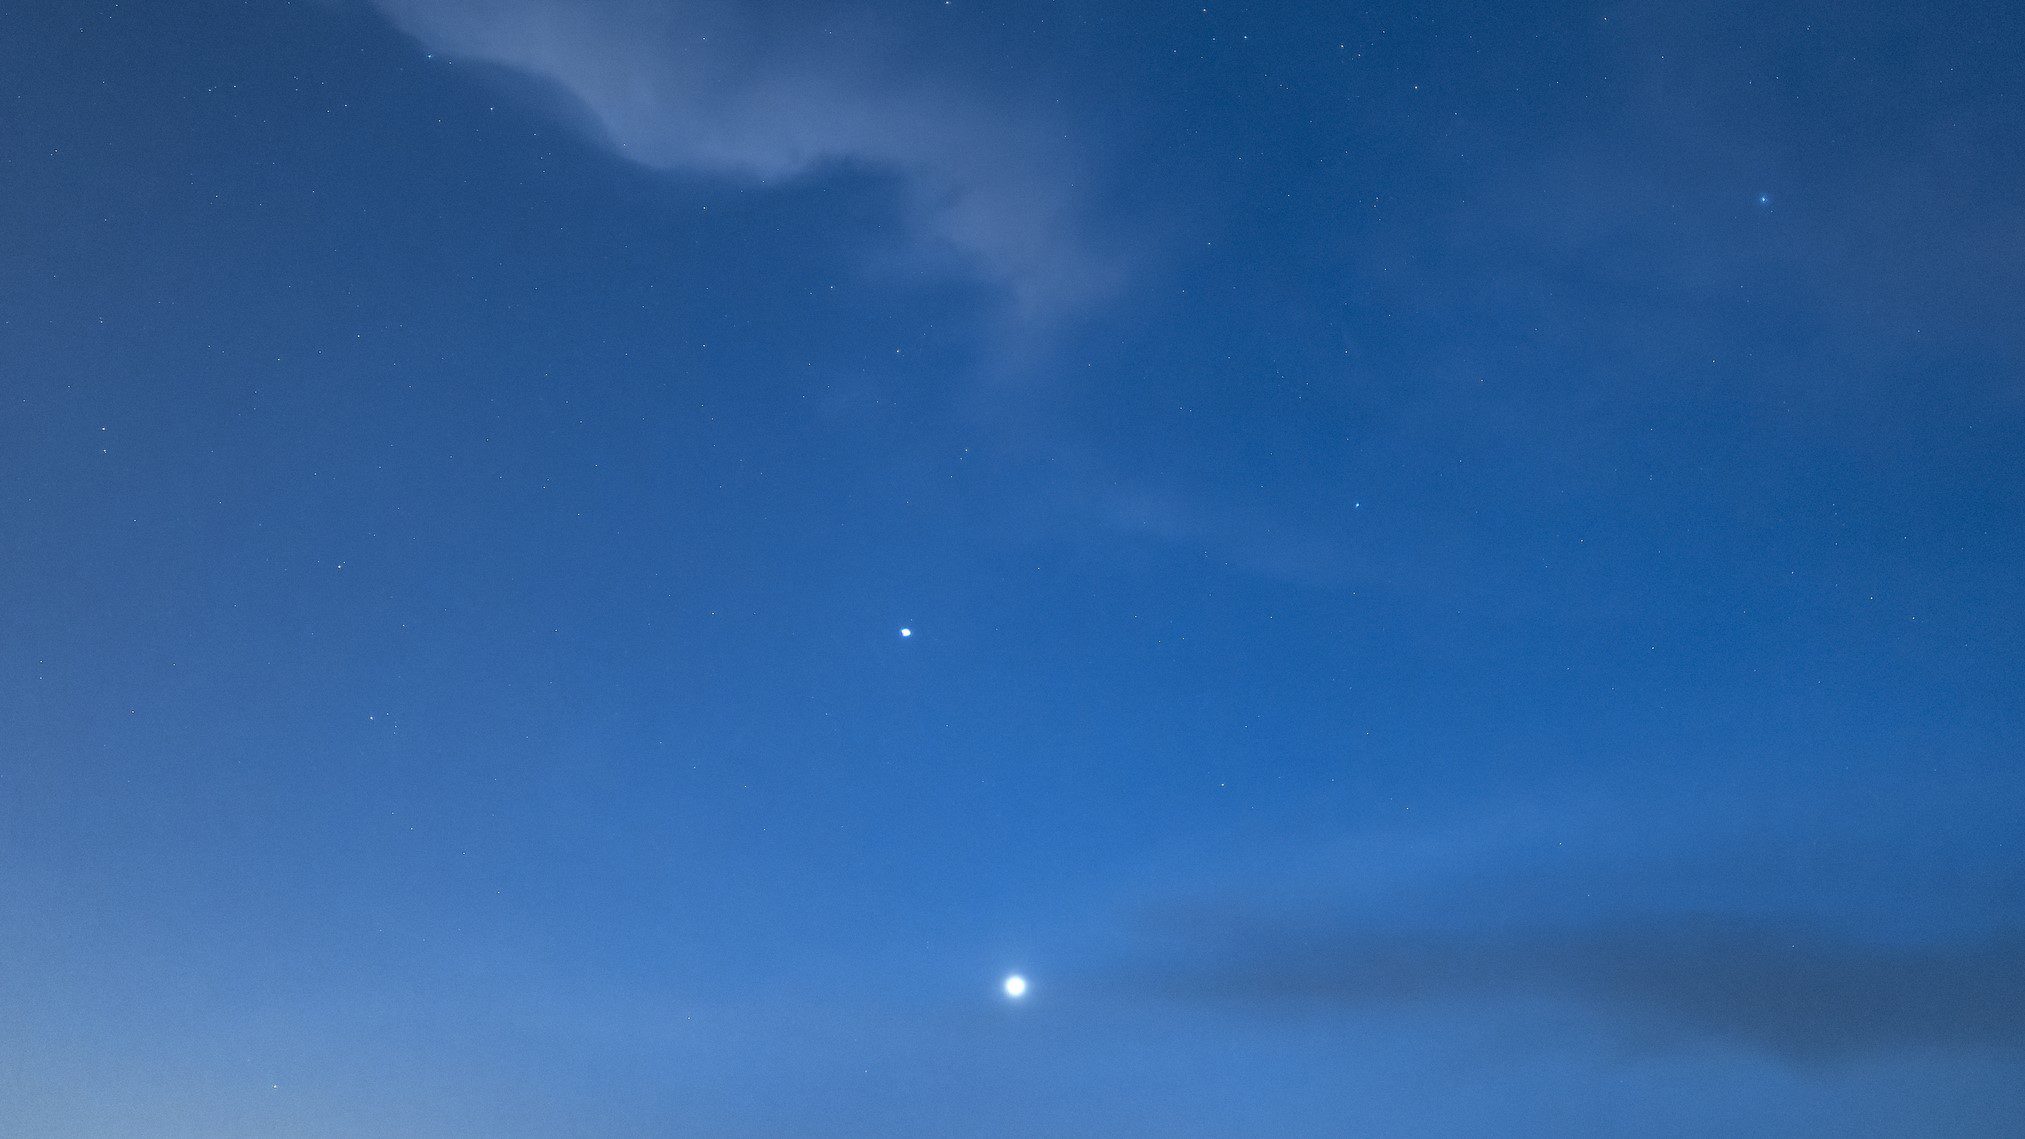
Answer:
3;0;2023;1134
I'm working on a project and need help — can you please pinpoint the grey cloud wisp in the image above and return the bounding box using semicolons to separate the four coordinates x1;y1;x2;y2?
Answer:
1148;916;2025;1061
364;0;1115;319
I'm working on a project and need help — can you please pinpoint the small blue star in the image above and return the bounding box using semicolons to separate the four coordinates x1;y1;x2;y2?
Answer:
1756;193;1772;207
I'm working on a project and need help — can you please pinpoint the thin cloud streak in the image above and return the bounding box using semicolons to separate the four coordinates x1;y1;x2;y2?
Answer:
364;0;1119;319
1145;916;2025;1061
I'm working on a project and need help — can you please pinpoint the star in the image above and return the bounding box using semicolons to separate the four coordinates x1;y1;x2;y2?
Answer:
1002;974;1028;999
899;627;912;637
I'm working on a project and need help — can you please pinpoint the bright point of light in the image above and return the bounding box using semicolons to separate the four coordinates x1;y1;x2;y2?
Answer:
900;628;912;637
1002;974;1028;999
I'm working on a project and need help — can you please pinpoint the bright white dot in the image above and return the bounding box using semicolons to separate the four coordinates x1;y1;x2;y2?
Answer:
1002;974;1028;999
899;628;912;637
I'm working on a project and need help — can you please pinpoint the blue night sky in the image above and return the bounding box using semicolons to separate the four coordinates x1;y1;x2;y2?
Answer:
4;0;2023;1134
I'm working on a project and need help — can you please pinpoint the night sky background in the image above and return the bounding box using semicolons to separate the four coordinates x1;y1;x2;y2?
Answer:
4;0;2024;1134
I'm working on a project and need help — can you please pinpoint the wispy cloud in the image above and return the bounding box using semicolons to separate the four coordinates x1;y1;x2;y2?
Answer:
1146;915;2025;1061
364;0;1118;320
1116;773;2025;1062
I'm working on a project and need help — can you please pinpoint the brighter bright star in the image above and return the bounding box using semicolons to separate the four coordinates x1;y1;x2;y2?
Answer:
900;627;912;637
1002;974;1028;999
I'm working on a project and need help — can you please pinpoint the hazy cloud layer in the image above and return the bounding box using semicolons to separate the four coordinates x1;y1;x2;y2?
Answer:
1112;769;2025;1063
1150;916;2025;1060
364;0;1115;319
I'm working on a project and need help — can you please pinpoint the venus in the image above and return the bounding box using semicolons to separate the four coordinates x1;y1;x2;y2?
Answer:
1002;974;1028;999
